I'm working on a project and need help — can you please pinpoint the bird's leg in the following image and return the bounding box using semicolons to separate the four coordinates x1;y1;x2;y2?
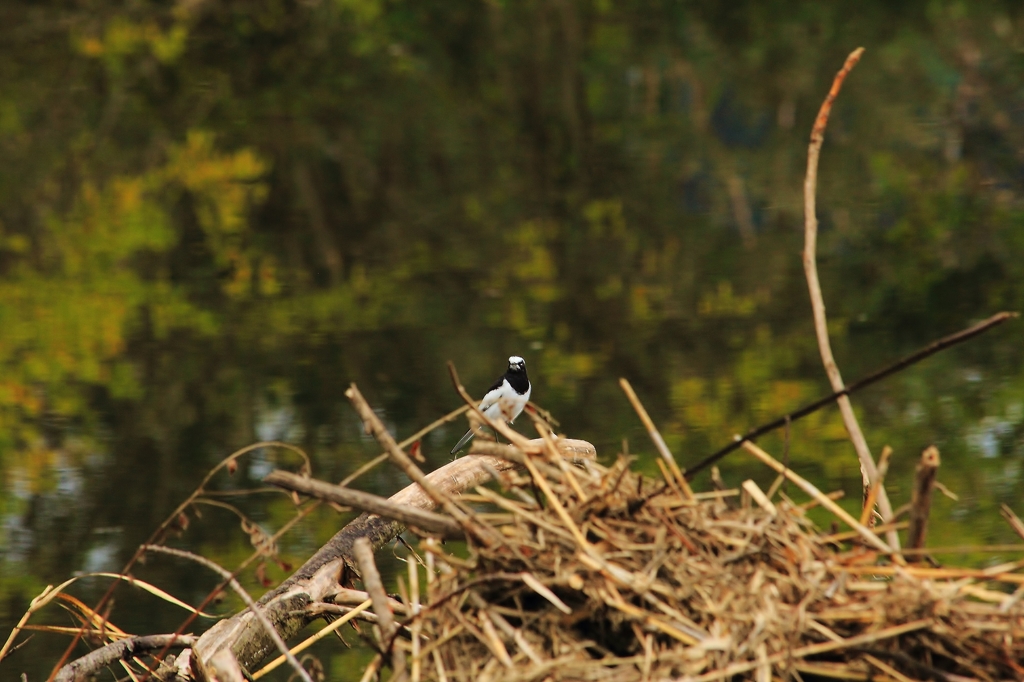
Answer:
494;420;515;444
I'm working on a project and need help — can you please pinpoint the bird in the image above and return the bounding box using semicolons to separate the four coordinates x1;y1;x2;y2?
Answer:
450;355;532;455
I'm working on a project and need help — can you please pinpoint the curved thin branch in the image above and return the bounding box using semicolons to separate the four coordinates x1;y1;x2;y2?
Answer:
801;47;901;552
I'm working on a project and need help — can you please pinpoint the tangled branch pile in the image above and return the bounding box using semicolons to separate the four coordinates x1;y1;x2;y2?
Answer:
406;453;1024;682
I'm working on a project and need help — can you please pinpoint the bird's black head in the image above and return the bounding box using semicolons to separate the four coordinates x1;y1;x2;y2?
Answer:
507;355;526;374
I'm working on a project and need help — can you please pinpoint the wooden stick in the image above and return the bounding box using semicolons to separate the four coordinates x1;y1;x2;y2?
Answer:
740;441;903;562
865;653;918;682
899;543;1024;556
619;378;694;499
907;446;940;550
741;479;777;516
264;470;464;540
409;559;421;682
1000;504;1024;542
841;563;1024;584
354;538;406;679
468;439;596;478
520;456;590;550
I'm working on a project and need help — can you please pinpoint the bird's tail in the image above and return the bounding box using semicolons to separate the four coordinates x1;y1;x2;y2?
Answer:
450;427;479;455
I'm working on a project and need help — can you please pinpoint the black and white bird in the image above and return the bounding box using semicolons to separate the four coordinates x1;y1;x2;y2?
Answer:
450;355;532;455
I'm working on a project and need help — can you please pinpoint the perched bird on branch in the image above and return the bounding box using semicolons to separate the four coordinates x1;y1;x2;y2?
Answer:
451;355;531;454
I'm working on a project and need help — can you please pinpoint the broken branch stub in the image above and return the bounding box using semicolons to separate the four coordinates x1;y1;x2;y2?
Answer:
907;445;941;551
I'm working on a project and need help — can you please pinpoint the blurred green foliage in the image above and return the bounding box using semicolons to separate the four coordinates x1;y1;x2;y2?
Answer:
2;1;1024;678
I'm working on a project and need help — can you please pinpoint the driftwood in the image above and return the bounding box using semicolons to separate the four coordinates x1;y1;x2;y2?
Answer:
189;437;596;677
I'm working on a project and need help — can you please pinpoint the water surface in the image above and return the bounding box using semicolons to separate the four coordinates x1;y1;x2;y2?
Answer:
2;3;1024;679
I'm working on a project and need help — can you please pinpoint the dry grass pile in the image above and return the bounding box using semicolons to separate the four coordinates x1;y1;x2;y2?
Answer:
410;454;1024;682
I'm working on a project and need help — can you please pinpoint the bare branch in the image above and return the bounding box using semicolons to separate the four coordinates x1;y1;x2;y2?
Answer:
54;634;197;682
264;470;464;539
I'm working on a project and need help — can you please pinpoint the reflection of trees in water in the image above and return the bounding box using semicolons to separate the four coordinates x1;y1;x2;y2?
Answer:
2;2;1024;674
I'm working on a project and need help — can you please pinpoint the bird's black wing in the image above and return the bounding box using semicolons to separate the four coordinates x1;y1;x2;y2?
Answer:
485;374;507;394
479;376;508;412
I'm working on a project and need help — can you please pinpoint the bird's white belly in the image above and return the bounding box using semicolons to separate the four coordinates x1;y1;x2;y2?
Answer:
481;383;530;423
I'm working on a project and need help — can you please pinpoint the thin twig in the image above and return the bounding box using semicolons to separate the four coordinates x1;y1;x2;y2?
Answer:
359;654;383;682
409;559;422;682
252;599;372;679
1000;504;1024;542
1;583;62;663
340;405;471;488
354;538;406;679
685;312;1017;480
526;400;560;428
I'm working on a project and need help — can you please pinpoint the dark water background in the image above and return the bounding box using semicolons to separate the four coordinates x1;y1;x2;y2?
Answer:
3;2;1024;679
